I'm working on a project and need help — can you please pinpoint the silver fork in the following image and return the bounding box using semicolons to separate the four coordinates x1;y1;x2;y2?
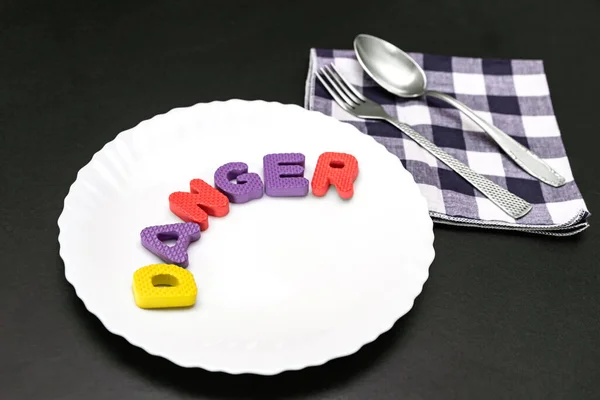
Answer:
316;64;532;219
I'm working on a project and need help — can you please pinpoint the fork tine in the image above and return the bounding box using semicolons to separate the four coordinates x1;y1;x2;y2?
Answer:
323;65;362;105
329;64;366;101
318;67;357;107
315;70;353;113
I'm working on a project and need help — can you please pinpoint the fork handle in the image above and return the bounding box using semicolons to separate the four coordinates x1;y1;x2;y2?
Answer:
425;90;566;187
385;118;532;219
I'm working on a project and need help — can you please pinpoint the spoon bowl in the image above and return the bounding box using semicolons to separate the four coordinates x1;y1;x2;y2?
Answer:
353;34;427;98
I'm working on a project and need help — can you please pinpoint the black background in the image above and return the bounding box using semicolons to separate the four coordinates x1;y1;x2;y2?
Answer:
1;1;599;399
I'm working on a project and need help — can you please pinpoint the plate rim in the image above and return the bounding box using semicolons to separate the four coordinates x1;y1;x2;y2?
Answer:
57;99;435;375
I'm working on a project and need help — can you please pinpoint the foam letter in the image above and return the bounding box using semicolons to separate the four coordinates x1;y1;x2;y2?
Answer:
140;222;201;268
311;152;359;199
263;153;309;197
169;179;229;231
132;264;198;309
214;162;264;203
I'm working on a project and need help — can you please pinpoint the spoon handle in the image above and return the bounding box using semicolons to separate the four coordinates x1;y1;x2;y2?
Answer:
425;90;566;188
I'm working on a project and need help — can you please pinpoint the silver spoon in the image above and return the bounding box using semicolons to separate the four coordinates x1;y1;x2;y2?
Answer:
353;34;566;187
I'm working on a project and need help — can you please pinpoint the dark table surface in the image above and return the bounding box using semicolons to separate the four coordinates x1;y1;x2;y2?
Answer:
2;1;599;399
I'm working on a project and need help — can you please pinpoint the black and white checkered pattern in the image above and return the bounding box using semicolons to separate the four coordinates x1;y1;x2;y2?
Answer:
305;49;589;235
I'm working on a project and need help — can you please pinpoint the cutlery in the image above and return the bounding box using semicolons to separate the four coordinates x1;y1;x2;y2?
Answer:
316;64;532;219
353;34;566;188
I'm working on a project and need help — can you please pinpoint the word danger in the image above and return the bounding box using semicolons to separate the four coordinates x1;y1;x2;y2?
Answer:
132;151;359;309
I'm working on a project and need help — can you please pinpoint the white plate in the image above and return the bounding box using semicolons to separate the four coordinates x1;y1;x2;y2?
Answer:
58;100;434;375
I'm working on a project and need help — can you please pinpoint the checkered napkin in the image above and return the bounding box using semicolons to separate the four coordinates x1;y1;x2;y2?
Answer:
304;49;590;235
